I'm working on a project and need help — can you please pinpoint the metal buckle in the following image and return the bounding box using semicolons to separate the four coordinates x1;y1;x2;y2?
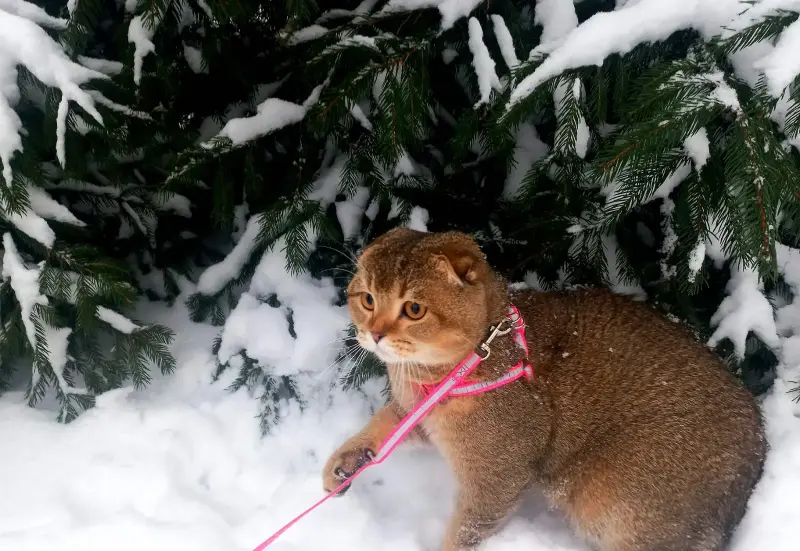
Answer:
475;317;512;360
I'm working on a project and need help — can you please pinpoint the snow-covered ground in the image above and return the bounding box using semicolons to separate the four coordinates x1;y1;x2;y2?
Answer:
0;286;797;551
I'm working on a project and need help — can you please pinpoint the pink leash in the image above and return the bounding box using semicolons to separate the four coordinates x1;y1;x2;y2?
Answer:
250;305;530;550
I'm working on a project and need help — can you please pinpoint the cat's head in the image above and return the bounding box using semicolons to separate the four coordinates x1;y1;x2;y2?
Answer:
347;228;507;370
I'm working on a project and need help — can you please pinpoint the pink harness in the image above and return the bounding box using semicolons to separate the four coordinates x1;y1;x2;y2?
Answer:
250;305;532;550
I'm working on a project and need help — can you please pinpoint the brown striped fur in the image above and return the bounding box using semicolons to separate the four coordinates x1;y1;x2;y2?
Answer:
322;228;766;551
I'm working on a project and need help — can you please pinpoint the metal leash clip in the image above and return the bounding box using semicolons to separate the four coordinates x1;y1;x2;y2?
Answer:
476;317;512;360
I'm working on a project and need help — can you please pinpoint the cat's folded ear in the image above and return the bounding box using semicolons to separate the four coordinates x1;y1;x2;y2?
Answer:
431;232;485;286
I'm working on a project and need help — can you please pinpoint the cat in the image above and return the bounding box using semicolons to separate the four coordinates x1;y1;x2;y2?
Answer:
322;228;766;551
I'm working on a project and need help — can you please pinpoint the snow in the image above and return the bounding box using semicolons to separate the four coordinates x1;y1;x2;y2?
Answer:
0;8;107;185
0;271;794;551
349;102;373;131
287;25;328;45
89;90;152;120
128;15;158;86
600;232;646;299
309;155;347;207
43;323;87;399
490;14;520;70
687;239;706;282
335;186;370;240
532;0;578;52
467;17;502;107
572;80;590;158
756;18;800;96
209;98;307;147
56;95;69;168
8;208;56;248
196;214;264;296
649;162;691;202
683;128;711;171
77;56;124;76
218;236;351;378
27;183;87;227
708;263;781;359
553;78;589;158
0;0;66;29
1;232;47;352
509;0;745;109
720;0;800;38
0;54;23;187
183;45;207;74
405;206;430;232
378;0;483;30
503;122;550;200
394;151;416;177
96;306;141;334
217;293;296;367
152;192;192;218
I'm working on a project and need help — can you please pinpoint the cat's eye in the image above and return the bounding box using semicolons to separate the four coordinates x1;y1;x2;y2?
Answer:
360;293;375;310
403;301;426;320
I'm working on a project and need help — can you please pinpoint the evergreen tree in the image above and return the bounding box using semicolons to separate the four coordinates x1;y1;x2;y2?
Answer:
0;0;185;421
174;0;800;429
7;0;800;428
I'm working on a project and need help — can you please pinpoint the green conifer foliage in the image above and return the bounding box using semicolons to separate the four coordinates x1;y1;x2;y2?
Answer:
172;0;800;422
0;0;188;421
7;0;800;427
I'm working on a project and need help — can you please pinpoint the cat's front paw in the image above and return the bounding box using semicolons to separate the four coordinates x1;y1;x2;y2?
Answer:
322;445;375;496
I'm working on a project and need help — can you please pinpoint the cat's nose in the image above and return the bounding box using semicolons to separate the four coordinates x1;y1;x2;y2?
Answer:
371;332;384;343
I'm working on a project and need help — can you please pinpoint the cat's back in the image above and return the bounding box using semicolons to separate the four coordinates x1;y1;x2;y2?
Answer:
512;287;765;549
515;286;753;409
512;286;765;476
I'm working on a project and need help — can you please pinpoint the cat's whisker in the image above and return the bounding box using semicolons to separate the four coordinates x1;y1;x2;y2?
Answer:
317;244;359;269
318;266;357;278
317;344;361;381
340;348;370;386
322;334;357;348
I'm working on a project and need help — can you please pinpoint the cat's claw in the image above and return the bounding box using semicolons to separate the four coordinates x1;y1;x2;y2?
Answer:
324;447;375;496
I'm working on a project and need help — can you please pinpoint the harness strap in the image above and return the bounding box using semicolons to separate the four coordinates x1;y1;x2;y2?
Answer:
249;304;532;550
418;304;532;399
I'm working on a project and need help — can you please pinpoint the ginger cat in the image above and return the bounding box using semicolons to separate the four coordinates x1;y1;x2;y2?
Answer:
322;228;766;551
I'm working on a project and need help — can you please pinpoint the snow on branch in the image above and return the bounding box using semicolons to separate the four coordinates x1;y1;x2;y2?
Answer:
26;182;87;228
532;0;577;54
212;99;307;146
14;194;69;235
128;14;161;86
683;128;711;171
196;213;265;295
0;0;66;29
508;0;745;109
708;264;780;358
490;14;519;70
467;17;502;107
96;305;141;334
756;18;800;97
44;323;88;397
1;232;47;353
775;243;800;338
720;0;800;38
204;84;325;148
503;122;549;200
0;56;21;188
0;8;110;183
77;56;124;77
378;0;483;31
